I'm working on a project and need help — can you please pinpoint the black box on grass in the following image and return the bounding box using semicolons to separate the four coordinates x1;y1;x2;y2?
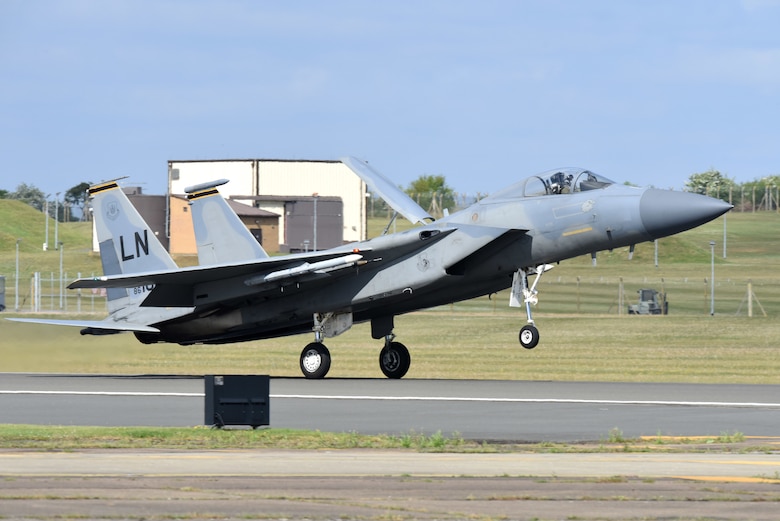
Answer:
205;375;270;428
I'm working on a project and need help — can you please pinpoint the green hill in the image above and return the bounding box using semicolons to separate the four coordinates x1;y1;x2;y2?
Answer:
0;199;101;280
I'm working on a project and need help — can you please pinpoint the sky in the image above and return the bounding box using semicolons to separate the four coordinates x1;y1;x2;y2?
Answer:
2;0;780;199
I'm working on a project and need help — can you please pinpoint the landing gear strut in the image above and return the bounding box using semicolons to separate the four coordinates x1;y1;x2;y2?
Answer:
379;334;411;379
511;265;552;349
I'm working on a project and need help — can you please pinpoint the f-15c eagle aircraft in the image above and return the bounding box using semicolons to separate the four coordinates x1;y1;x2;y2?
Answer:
10;158;732;379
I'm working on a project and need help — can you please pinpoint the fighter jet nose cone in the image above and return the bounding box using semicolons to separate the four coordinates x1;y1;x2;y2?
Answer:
640;189;733;240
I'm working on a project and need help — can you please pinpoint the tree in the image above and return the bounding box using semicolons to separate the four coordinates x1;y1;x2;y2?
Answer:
10;183;47;212
65;181;92;221
405;174;456;218
684;169;735;201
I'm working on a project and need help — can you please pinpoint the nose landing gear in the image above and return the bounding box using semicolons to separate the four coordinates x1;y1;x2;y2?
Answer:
511;265;553;349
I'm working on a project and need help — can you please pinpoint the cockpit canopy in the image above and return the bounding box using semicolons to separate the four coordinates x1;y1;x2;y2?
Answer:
486;168;615;200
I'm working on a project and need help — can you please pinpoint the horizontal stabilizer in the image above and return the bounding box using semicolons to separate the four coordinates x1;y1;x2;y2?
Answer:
6;317;160;333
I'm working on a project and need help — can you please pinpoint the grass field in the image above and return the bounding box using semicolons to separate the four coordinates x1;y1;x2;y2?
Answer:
1;202;779;383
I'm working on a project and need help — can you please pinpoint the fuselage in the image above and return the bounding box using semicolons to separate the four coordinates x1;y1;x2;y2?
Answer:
148;173;731;345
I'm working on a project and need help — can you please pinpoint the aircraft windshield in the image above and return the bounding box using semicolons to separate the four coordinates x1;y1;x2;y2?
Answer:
487;168;615;200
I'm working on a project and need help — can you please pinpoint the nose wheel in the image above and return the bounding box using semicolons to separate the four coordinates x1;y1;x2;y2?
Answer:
519;324;540;349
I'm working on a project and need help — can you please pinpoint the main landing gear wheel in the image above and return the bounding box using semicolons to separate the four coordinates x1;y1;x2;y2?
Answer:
519;324;540;350
379;341;411;379
300;342;331;379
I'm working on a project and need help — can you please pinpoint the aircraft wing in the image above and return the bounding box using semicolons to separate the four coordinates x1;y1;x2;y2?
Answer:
68;250;371;291
6;317;160;334
68;227;457;308
341;156;433;225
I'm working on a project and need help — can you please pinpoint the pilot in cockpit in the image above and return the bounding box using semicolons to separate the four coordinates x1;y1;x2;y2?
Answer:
549;172;573;194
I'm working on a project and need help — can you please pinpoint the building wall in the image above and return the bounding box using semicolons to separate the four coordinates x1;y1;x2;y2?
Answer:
127;194;168;251
237;214;280;253
169;196;280;256
168;196;196;256
256;201;287;243
255;160;366;243
167;159;366;245
168;160;256;198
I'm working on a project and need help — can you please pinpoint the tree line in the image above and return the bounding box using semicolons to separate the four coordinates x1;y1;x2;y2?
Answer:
684;169;779;212
0;182;91;221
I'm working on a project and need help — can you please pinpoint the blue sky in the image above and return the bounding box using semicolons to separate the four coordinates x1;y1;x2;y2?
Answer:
2;0;779;198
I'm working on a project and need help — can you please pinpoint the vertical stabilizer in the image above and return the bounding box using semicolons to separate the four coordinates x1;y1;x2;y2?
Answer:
186;179;269;265
89;180;178;313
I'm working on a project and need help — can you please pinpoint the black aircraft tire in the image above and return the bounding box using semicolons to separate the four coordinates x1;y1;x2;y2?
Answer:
519;325;540;349
300;342;331;379
379;341;411;379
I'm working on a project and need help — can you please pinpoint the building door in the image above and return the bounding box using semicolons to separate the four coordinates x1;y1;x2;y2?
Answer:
250;228;263;245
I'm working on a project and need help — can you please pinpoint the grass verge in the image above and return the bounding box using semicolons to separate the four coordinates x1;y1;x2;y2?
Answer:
0;425;775;454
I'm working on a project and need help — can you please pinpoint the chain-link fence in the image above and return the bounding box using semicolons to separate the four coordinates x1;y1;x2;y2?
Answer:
6;272;107;314
3;271;776;318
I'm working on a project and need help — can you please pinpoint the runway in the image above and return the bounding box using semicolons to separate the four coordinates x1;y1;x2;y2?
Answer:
3;373;780;520
2;373;779;441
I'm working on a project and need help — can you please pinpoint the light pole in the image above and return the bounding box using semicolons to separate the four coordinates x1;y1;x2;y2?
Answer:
709;241;716;316
54;192;60;250
15;239;21;311
44;197;50;251
312;193;319;252
58;242;64;309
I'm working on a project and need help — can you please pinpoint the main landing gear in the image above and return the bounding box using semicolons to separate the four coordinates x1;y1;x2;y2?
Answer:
511;265;553;350
379;335;411;379
299;315;411;379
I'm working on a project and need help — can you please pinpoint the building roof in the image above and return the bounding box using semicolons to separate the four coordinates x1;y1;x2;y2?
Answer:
169;158;343;165
225;199;279;218
229;195;342;203
171;193;279;218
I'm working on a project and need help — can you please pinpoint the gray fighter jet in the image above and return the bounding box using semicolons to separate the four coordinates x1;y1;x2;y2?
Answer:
10;158;732;379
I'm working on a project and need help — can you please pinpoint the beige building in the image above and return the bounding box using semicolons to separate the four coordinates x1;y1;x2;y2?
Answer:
168;195;280;256
167;159;367;246
94;159;362;255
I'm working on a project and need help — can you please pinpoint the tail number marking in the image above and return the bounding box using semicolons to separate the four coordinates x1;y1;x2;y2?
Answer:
120;230;150;262
132;284;155;296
